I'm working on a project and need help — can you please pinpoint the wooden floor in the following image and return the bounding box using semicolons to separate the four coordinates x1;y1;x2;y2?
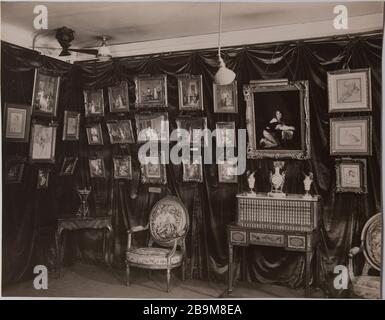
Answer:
2;263;324;299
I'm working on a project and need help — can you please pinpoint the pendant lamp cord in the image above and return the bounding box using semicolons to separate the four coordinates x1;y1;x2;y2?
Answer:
218;1;222;57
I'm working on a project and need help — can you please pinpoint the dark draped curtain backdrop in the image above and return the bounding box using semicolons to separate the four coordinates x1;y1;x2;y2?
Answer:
2;31;382;297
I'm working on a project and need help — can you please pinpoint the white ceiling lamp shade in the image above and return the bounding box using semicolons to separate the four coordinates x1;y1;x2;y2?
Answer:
97;36;112;62
214;1;235;86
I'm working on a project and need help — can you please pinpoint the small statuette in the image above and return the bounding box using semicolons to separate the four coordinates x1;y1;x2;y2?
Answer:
303;172;313;200
246;170;257;196
268;161;286;198
76;186;91;218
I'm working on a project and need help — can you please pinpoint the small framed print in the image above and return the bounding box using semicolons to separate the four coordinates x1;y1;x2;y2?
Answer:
89;157;106;178
106;120;135;144
108;81;129;113
3;103;31;143
213;81;238;113
216;121;236;148
32;69;60;117
330;116;372;156
113;156;132;179
218;158;238;183
4;157;25;184
60;157;78;176
86;123;104;145
135;74;167;108
327;68;372;113
63;111;80;141
183;156;203;182
177;74;203;111
37;168;50;189
140;152;167;184
135;113;169;143
176;117;208;146
335;158;367;193
84;88;105;117
29;123;57;163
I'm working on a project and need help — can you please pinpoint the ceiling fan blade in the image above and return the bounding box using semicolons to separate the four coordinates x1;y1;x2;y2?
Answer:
69;48;99;55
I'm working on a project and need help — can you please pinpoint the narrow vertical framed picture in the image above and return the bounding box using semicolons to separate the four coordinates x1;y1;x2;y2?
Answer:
86;123;104;145
213;81;238;113
37;168;51;189
216;121;236;148
3;103;31;143
63;111;80;141
134;74;167;108
32;69;60;117
108;81;130;113
335;158;367;194
330;116;372;156
59;157;78;176
113;156;132;180
4;157;26;184
89;157;106;178
183;156;203;182
177;74;203;111
327;68;372;113
29;122;57;163
218;158;238;183
84;88;105;117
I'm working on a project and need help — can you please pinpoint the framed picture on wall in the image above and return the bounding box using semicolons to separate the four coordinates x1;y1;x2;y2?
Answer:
176;117;208;146
84;88;105;117
108;81;130;113
330;116;372;156
335;158;367;193
134;74;167;108
213;81;238;113
4;157;26;184
135;112;169;143
140;152;167;184
37;168;51;189
59;157;78;176
106;120;135;144
327;68;372;113
32;69;60;117
218;158;238;183
113;156;132;179
86;123;104;145
89;157;106;178
29;122;57;163
183;156;203;182
63;111;80;141
216;121;236;148
177;74;203;111
3;103;31;143
244;79;310;159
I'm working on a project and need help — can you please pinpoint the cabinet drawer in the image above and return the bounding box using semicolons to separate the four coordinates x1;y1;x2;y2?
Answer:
249;232;284;247
230;230;247;245
287;235;306;250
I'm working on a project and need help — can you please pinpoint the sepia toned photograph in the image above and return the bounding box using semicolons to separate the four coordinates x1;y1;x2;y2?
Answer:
63;111;80;141
108;81;130;113
106;120;135;144
3;103;31;142
328;68;372;112
113;156;133;179
335;158;367;194
135;74;167;108
89;157;106;178
32;69;60;117
84;88;105;117
59;157;78;176
86;123;104;145
330;116;372;156
213;81;238;113
37;168;50;189
29;123;57;163
177;74;203;111
183;156;203;182
141;153;167;184
135;113;169;143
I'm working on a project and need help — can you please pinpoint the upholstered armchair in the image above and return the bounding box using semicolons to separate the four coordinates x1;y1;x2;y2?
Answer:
126;196;189;292
348;213;382;299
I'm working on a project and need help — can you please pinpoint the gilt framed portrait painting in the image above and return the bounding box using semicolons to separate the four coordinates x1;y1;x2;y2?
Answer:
63;111;80;141
32;69;60;117
3;103;31;143
335;158;367;194
84;88;105;117
135;74;167;108
108;81;130;113
29;122;57;163
177;74;203;111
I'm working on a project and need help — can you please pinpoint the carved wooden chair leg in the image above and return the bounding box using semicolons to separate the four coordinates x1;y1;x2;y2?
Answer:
126;263;130;286
166;269;171;292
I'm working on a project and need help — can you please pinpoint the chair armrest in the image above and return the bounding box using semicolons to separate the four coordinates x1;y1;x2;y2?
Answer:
127;224;149;250
166;238;179;260
349;246;362;258
348;246;363;282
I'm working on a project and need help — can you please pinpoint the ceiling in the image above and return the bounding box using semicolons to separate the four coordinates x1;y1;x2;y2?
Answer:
1;1;383;55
